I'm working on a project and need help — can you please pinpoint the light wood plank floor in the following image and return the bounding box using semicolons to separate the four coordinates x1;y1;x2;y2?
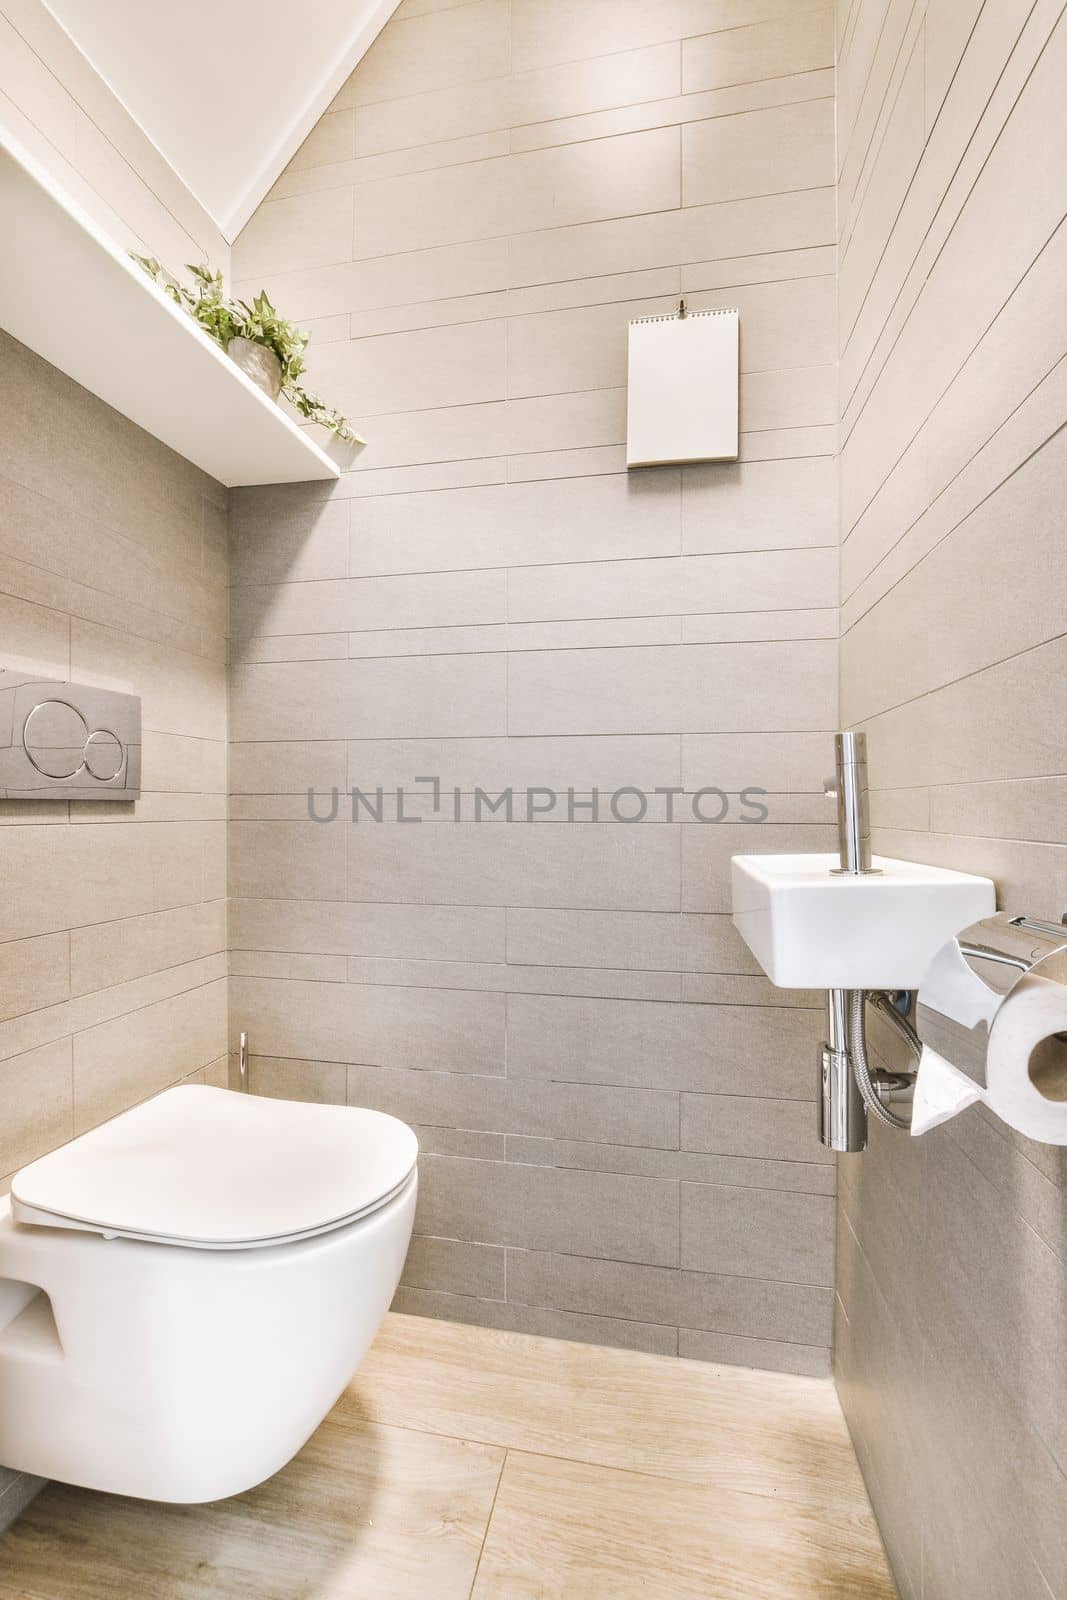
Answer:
0;1313;897;1599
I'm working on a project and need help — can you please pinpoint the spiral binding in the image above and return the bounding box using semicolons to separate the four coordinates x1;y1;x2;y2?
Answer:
630;303;738;326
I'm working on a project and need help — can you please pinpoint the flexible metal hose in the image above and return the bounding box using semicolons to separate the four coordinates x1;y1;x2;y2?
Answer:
847;990;913;1132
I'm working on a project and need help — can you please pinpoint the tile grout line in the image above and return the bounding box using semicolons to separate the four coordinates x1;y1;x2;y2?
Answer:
467;1447;508;1600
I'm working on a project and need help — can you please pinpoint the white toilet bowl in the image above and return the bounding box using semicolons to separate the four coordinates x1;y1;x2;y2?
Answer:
0;1085;417;1502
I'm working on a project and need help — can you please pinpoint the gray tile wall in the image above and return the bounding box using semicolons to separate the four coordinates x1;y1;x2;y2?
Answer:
229;0;841;1373
0;333;230;1502
835;2;1067;1597
0;332;230;1171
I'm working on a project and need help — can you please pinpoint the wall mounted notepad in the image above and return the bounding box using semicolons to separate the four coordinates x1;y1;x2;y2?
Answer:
626;306;739;468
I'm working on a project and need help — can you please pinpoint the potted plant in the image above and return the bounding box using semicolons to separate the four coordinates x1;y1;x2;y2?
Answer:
131;256;364;445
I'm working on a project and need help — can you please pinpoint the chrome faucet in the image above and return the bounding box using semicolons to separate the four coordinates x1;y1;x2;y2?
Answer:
824;730;879;876
818;732;875;1152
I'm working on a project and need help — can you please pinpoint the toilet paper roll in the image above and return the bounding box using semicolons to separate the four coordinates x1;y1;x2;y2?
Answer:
985;972;1067;1144
911;1044;986;1136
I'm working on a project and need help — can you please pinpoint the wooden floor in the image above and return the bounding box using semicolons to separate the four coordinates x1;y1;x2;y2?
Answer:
0;1313;896;1599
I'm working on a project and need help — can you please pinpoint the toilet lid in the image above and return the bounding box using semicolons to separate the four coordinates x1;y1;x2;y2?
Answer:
10;1085;418;1249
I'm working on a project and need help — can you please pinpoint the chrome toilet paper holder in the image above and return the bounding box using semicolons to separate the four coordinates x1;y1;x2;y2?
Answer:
917;910;1067;1131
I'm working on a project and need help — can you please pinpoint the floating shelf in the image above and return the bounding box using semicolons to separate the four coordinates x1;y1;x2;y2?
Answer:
0;128;340;488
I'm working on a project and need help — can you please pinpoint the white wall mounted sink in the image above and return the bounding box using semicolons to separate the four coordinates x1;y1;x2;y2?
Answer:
731;854;996;990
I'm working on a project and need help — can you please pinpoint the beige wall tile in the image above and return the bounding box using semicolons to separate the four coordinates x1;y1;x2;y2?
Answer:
510;187;835;287
402;1234;506;1299
231;896;505;962
230;951;349;982
229;741;348;795
234;568;506;639
681;1092;828;1164
681;730;836;792
741;363;836;430
247;1054;347;1102
506;67;835;155
348;471;680;576
507;992;822;1095
682;456;836;552
229;820;346;901
231;187;354;279
285;109;356;173
507;548;836;623
230;654;507;741
504;1246;833;1347
346;820;681;911
346;733;680;791
273;132;513;201
73;978;227;1134
69;901;226;997
0;591;69;678
0;932;70;1022
507;640;837;735
0;823;205;942
355;42;681;154
229;975;506;1074
0;1036;73;1176
416;1151;680;1266
230;492;349;586
678;1326;830;1377
337;0;511;107
836;5;1067;1595
683;9;834;93
507;906;743;973
682;98;833;206
345;1059;677;1147
355;127;680;257
511;0;827;72
682;608;836;643
239;237;512;324
308;319;506;416
346;956;680;1001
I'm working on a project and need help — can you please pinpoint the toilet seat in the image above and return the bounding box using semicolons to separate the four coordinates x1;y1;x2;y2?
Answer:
10;1084;418;1250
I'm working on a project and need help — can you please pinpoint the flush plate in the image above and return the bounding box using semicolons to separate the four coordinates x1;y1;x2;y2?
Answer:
731;853;996;990
0;670;141;800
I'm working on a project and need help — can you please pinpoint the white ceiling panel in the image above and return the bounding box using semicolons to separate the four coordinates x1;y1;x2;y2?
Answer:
42;0;399;240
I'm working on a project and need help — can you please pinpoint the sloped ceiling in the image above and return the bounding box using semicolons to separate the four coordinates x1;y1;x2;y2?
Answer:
41;0;399;241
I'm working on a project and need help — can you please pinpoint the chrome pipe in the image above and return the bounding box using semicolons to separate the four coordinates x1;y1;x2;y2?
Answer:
817;731;877;1150
819;989;867;1151
829;730;879;876
238;1030;249;1093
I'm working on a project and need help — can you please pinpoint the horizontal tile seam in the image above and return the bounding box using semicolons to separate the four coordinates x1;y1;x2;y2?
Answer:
847;626;1067;727
838;370;1067;619
838;0;1055;414
400;1239;834;1294
334;271;835;342
285;85;835;195
233;554;839;594
244;185;835;275
0;966;226;1053
355;1;828;105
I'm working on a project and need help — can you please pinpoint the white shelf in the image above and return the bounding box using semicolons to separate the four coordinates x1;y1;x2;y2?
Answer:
0;129;340;488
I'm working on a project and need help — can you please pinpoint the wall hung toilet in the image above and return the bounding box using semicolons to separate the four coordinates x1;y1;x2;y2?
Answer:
0;1085;418;1503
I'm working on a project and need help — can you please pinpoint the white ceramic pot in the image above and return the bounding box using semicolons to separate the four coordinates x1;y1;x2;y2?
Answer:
227;336;282;400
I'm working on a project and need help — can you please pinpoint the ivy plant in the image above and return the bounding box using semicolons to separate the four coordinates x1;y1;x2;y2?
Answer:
131;255;363;445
